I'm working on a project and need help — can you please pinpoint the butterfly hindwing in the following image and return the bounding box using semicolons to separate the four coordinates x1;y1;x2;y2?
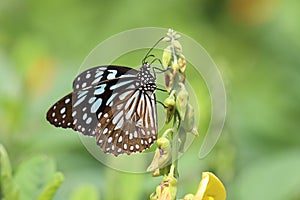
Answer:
46;93;75;129
94;88;157;155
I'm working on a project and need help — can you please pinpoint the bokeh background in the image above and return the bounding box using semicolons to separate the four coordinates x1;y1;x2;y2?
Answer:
1;0;300;199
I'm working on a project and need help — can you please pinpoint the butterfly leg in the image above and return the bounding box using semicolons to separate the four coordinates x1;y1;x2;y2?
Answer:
156;87;168;93
156;100;168;109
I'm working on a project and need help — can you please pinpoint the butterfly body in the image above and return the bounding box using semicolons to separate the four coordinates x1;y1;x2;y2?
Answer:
46;63;158;156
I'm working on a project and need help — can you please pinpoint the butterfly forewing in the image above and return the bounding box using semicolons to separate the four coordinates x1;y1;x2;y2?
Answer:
72;66;136;90
46;65;158;156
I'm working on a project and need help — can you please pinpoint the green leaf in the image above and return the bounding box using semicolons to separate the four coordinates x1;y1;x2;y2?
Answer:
69;184;100;200
13;155;59;200
0;144;19;200
37;172;64;200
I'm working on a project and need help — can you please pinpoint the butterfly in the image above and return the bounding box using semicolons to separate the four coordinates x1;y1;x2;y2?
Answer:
46;62;159;156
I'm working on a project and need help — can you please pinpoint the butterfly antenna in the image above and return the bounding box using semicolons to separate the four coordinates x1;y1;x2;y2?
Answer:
142;37;165;64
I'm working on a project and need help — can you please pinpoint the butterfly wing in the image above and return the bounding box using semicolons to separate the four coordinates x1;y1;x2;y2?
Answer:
72;66;135;90
95;86;157;155
46;65;158;156
46;92;74;129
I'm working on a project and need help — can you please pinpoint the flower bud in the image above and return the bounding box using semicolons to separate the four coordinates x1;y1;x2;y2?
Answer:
162;37;171;42
150;165;177;200
178;55;186;73
183;194;194;200
172;62;180;72
147;136;171;173
173;40;182;53
181;103;198;136
162;46;172;69
176;83;189;121
164;70;174;92
164;91;176;124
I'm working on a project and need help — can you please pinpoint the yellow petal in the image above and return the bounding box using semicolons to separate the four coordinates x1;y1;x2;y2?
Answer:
195;172;226;200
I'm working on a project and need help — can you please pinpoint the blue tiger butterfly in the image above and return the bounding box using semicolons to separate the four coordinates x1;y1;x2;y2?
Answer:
46;40;165;156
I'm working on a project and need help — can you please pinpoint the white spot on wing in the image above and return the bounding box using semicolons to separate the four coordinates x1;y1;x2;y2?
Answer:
118;136;123;143
112;111;123;125
92;76;102;85
115;117;124;130
78;90;88;99
74;95;86;107
65;98;70;104
82;113;87;120
119;74;136;78
134;131;138;138
95;70;104;78
110;80;134;90
86;117;92;124
103;128;108;134
98;112;102;118
91;98;102;113
107;70;117;79
89;97;96;104
106;93;117;106
60;107;66;114
72;111;77;117
94;85;106;95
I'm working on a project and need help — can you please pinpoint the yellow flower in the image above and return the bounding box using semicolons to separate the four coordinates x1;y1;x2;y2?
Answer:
183;172;226;200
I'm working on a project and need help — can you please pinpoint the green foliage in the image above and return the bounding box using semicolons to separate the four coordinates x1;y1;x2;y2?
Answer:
0;144;19;200
13;156;63;200
69;184;100;200
37;172;64;200
0;145;64;200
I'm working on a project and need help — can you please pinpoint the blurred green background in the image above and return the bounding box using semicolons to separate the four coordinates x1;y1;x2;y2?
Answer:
1;0;300;199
